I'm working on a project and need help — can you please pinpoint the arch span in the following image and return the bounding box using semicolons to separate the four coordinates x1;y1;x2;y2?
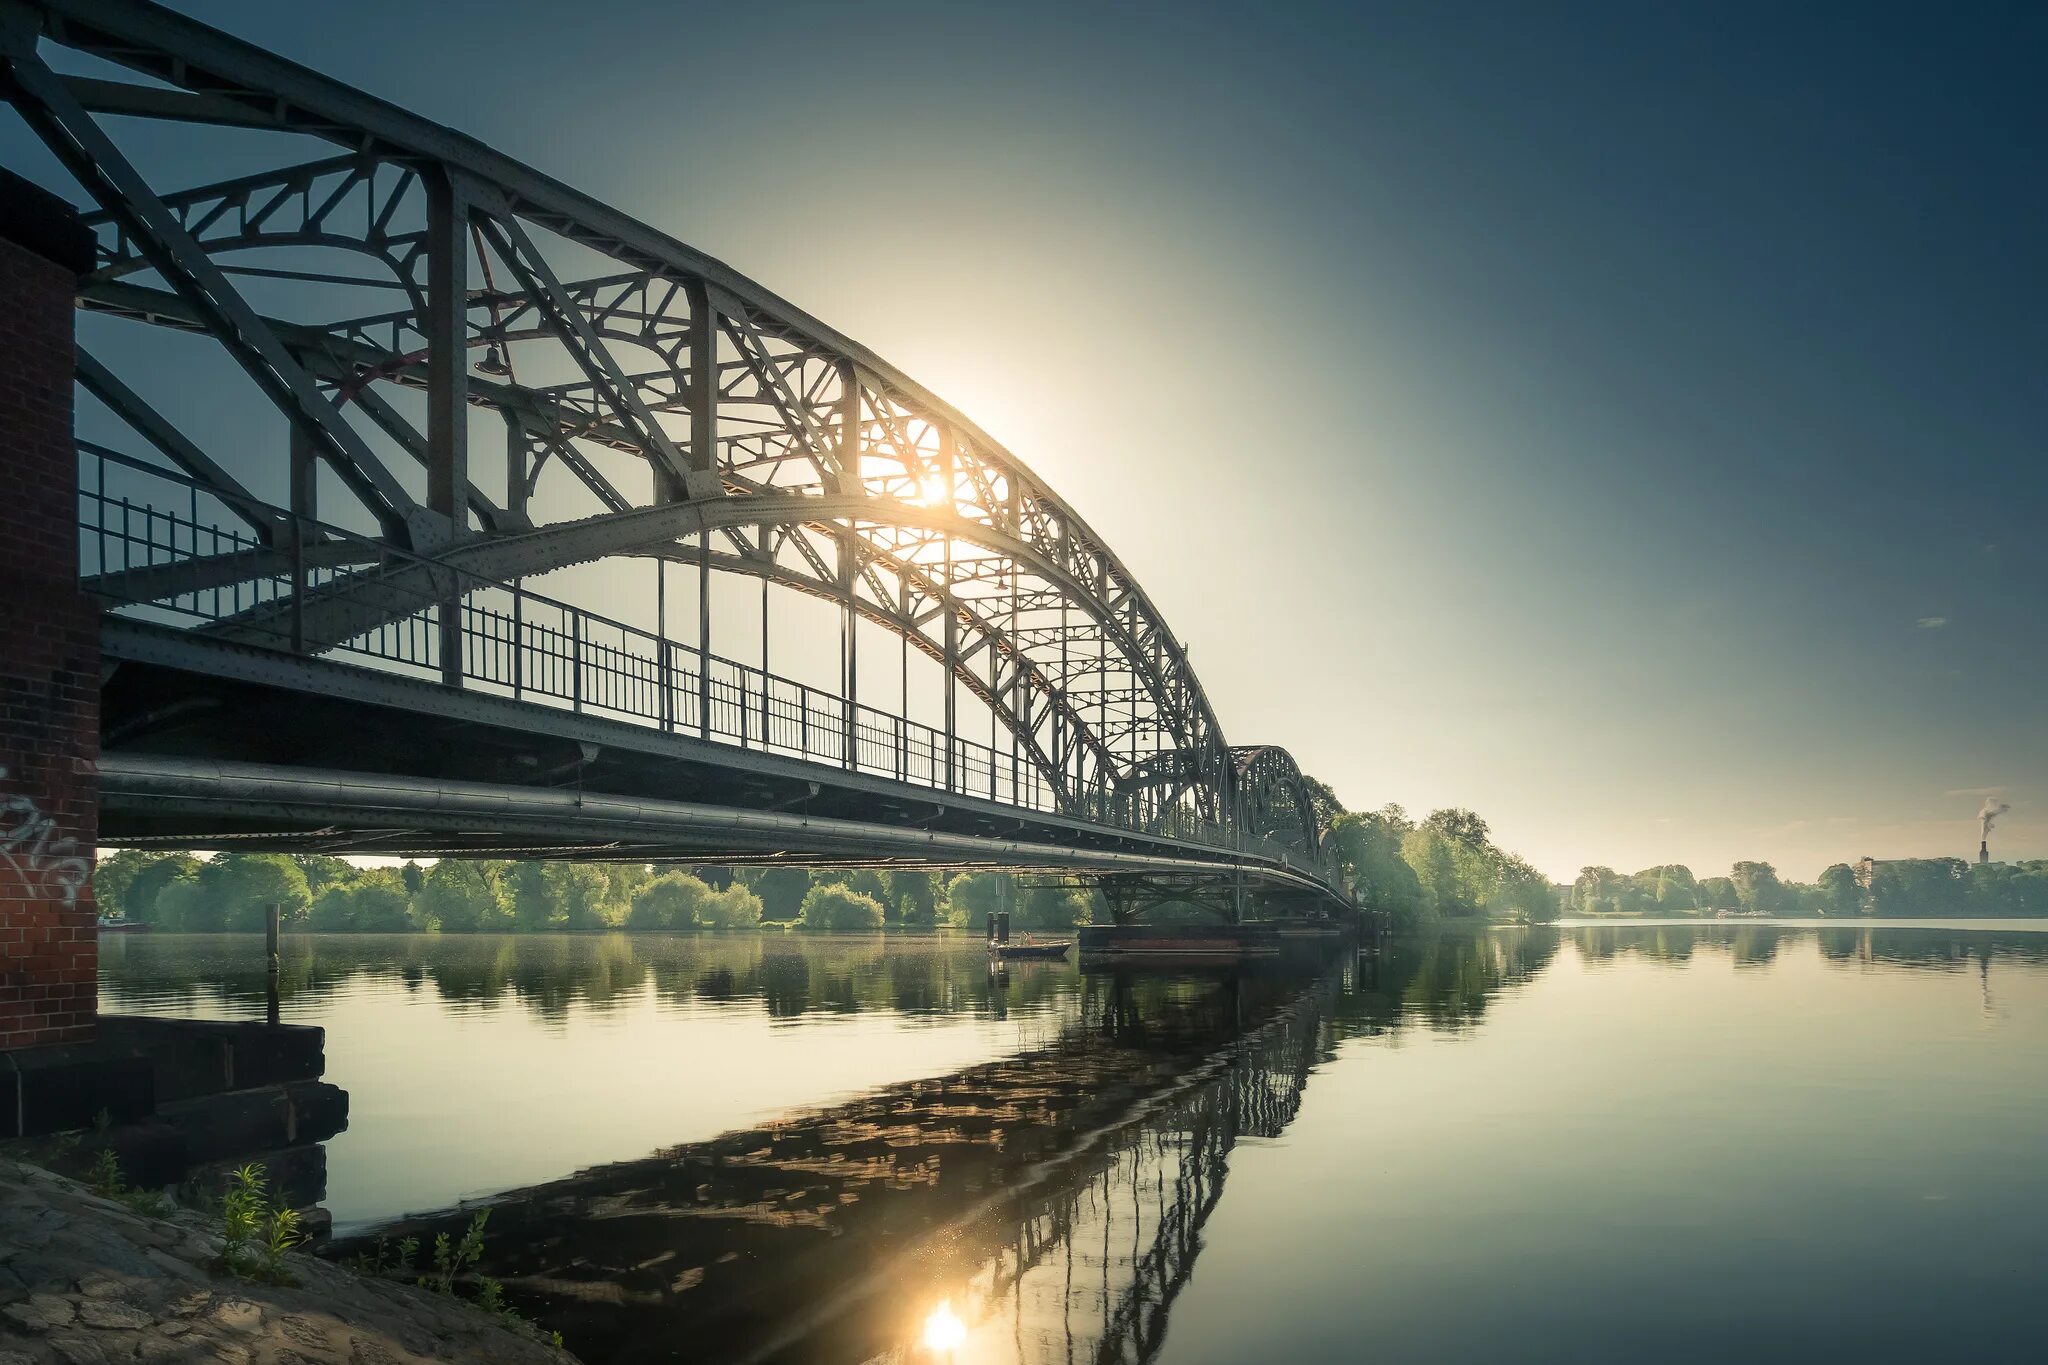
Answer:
12;0;1346;896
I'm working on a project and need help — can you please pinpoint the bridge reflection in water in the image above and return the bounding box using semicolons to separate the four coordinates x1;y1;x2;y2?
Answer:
349;964;1340;1365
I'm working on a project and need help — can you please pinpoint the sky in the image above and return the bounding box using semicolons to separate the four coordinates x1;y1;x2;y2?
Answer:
10;1;2045;881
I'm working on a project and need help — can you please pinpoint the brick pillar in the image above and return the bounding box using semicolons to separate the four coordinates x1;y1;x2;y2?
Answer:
0;169;98;1050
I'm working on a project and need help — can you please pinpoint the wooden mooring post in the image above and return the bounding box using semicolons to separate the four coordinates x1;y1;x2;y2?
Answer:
265;902;281;1027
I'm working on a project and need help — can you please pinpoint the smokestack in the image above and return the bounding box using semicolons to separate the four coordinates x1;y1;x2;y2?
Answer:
1978;799;2010;865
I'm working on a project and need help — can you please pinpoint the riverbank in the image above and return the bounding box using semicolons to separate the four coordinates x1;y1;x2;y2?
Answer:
0;1157;578;1363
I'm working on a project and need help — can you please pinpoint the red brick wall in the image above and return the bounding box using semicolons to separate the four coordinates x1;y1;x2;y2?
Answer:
0;229;99;1050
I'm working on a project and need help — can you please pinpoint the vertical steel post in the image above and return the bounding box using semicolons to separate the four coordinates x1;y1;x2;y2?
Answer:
941;428;957;793
839;362;860;769
288;425;315;655
511;580;524;699
697;530;711;738
571;611;583;712
504;415;527;523
425;170;469;687
657;560;672;732
684;279;718;491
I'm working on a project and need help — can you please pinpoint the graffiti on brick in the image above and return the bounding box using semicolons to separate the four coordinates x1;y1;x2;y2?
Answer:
0;765;92;909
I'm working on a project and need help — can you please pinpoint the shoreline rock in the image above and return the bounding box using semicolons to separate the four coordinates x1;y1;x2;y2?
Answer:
0;1158;580;1363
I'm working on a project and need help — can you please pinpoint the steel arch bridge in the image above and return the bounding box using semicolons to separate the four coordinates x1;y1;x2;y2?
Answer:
1;0;1351;915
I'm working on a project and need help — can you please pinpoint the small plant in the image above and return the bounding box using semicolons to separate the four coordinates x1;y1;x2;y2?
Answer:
216;1163;304;1285
87;1146;125;1199
342;1235;418;1276
422;1210;491;1296
346;1210;555;1343
83;1146;175;1218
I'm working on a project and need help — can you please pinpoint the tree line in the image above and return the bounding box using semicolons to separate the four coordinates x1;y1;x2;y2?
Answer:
1304;779;1561;929
1565;857;2048;917
95;778;1574;936
91;849;1101;934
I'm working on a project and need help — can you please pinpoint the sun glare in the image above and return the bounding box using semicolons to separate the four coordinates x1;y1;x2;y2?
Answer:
919;473;950;505
922;1300;967;1355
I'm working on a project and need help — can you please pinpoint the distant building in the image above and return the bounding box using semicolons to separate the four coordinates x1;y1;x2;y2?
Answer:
1853;857;1886;892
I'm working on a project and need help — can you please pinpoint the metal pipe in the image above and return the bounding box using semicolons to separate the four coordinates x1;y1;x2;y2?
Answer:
96;753;1339;893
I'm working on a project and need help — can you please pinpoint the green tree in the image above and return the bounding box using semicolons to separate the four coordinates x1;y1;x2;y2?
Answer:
1867;858;1968;916
1816;863;1862;915
1729;861;1787;914
92;849;160;922
1633;864;1698;915
122;852;204;926
1570;867;1623;916
1299;774;1348;831
944;871;1007;928
628;872;714;929
399;861;426;895
1696;876;1739;911
155;874;215;932
307;868;414;931
415;860;511;932
750;867;812;922
889;871;939;927
700;883;764;929
1327;811;1426;928
799;883;886;931
202;853;313;931
510;863;555;930
1404;828;1468;918
291;855;356;896
544;862;624;929
1017;883;1090;929
603;862;653;911
1488;855;1559;922
1422;808;1492;850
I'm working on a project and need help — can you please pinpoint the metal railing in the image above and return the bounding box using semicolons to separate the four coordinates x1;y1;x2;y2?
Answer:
77;448;1330;871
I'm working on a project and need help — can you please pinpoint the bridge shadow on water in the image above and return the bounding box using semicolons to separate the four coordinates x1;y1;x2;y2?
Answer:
338;962;1342;1365
309;925;1591;1365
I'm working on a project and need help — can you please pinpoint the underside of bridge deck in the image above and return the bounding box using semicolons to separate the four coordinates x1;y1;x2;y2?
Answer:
0;0;1362;1010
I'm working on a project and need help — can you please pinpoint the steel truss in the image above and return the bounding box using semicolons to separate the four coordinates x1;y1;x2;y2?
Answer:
3;0;1338;892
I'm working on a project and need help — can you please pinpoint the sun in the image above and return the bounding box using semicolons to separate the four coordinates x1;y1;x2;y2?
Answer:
918;473;950;505
922;1300;966;1355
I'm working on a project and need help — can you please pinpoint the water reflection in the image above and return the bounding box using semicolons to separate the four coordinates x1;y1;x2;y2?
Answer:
338;966;1332;1365
99;923;2048;1364
98;933;1079;1025
1560;921;2048;972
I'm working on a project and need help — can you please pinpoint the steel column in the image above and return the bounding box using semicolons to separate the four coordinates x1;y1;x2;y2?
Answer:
425;169;469;684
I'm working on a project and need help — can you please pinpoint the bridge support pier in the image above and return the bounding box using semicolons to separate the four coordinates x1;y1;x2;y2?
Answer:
0;171;99;1051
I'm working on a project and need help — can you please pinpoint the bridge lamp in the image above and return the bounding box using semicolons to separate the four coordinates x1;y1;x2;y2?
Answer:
474;343;512;377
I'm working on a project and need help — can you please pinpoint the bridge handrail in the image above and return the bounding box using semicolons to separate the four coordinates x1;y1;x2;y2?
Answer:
77;447;1281;859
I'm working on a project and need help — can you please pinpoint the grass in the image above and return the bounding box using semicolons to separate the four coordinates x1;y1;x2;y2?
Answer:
58;1141;563;1350
346;1210;563;1348
83;1145;176;1219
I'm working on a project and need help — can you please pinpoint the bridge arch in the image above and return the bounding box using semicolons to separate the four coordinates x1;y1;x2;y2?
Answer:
10;0;1341;895
1229;746;1326;861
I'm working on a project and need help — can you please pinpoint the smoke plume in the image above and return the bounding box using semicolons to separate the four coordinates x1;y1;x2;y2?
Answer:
1979;798;2011;838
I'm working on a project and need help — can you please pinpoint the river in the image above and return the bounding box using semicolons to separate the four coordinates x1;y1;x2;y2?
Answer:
97;921;2048;1364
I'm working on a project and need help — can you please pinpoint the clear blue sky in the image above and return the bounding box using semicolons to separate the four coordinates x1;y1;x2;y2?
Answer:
10;1;2044;880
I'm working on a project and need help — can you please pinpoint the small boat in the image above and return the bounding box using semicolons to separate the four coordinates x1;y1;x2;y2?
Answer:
96;919;150;934
991;938;1072;960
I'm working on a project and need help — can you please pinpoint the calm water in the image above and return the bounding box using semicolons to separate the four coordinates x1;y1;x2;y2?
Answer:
98;922;2048;1364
